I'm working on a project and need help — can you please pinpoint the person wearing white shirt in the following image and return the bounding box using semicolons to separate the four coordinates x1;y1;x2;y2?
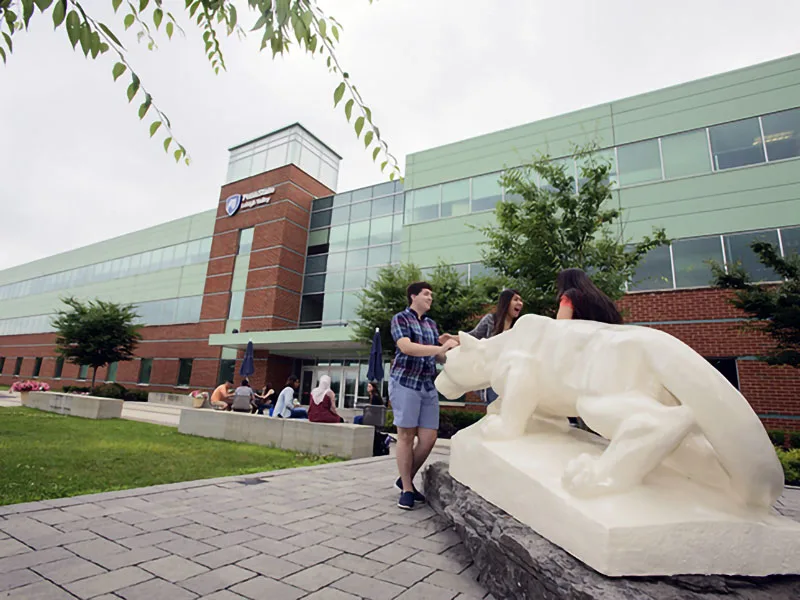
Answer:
272;375;299;418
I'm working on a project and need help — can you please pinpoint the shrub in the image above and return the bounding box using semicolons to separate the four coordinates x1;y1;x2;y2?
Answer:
123;390;148;402
789;432;800;449
777;448;800;486
767;430;787;447
383;408;484;439
62;385;91;394
92;383;127;400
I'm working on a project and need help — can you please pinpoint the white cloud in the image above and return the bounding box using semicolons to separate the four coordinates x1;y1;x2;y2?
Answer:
1;0;798;270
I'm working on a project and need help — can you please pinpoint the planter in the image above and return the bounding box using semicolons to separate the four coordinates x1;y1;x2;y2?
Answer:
192;396;205;409
20;391;29;405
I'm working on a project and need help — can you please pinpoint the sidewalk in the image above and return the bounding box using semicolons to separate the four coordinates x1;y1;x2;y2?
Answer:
0;440;490;600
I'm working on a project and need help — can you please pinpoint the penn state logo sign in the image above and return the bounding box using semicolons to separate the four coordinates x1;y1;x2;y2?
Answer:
225;194;242;217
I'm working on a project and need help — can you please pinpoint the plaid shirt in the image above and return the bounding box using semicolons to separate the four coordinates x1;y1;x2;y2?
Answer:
390;307;440;391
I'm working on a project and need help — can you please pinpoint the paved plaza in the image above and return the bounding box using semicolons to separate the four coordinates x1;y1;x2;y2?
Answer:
0;427;490;600
2;394;798;600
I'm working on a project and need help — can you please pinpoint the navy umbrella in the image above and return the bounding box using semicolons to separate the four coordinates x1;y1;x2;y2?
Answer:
366;327;384;382
239;340;255;378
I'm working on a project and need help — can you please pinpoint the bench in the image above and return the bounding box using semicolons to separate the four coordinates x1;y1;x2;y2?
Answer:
177;408;374;459
22;391;123;420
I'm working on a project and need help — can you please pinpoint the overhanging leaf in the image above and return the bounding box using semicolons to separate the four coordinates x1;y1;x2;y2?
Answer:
364;131;374;148
112;62;126;81
373;147;381;161
123;14;134;30
344;99;354;121
52;0;66;27
166;21;173;39
98;22;123;48
163;137;172;152
112;0;123;12
138;94;152;119
333;82;345;107
354;116;364;138
153;8;163;29
65;10;80;47
126;75;140;102
149;121;162;137
34;0;53;11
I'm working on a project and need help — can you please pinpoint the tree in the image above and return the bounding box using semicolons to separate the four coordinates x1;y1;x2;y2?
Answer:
351;262;495;353
0;0;400;178
477;146;669;316
711;241;800;368
52;297;143;389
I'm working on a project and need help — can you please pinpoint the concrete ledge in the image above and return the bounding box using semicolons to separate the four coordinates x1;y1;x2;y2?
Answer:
148;392;203;408
23;391;123;420
177;408;374;459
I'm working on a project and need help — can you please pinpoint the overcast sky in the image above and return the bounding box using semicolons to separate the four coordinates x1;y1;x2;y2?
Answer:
1;0;799;271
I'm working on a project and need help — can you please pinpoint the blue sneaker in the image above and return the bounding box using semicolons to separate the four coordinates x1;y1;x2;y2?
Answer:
395;477;426;503
397;491;415;510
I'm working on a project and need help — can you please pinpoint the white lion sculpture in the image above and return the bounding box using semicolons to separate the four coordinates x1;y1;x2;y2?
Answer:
435;314;784;510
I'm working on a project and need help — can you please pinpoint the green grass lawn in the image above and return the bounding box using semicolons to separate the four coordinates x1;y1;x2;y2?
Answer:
0;407;340;506
0;384;9;391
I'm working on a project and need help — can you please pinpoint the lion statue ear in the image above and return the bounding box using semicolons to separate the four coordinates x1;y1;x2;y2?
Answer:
458;331;480;350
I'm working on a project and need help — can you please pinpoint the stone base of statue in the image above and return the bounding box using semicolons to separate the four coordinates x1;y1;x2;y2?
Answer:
424;460;800;600
433;418;800;574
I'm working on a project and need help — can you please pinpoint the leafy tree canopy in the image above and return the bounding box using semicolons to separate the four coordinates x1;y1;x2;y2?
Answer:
712;241;800;368
351;262;497;354
478;146;669;316
52;296;143;388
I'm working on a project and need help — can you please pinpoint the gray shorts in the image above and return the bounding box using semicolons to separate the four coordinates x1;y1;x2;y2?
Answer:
389;378;439;430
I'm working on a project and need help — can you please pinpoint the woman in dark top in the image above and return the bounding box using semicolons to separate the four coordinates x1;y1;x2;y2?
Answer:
251;382;274;415
556;268;623;324
367;381;384;406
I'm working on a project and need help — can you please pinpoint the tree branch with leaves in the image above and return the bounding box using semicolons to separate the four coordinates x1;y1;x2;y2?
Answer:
0;0;401;178
711;241;800;368
477;145;670;316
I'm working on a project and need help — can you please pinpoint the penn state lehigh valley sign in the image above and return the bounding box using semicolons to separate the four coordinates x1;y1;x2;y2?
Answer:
224;186;275;217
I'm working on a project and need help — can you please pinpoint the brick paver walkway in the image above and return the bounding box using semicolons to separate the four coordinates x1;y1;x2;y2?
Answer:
0;448;491;600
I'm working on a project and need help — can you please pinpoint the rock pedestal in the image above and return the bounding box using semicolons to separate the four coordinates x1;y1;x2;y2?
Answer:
424;462;800;600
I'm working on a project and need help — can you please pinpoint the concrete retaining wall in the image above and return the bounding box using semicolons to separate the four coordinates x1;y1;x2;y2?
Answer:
23;391;123;419
177;408;374;459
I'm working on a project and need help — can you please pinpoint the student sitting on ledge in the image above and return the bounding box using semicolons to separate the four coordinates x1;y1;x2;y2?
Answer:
307;375;344;423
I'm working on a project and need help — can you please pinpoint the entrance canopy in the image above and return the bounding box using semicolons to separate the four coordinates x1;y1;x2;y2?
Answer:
207;326;369;360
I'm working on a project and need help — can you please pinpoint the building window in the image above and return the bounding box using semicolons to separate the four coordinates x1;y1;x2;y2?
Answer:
138;358;153;384
32;357;42;378
441;180;470;218
106;362;118;382
13;357;22;376
303;274;326;295
708;118;765;170
0;357;5;374
300;294;324;326
228;291;245;321
760;108;800;162
78;364;89;380
471;174;503;213
707;358;739;390
238;227;254;255
724;230;781;282
671;236;723;288
628;245;673;291
54;357;64;379
781;226;800;257
177;359;193;387
410;186;440;222
660;129;712;179
617;139;662;186
217;359;236;386
309;210;332;229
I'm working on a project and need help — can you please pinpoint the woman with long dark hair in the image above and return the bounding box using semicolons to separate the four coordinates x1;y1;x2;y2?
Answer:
556;268;623;324
439;288;524;403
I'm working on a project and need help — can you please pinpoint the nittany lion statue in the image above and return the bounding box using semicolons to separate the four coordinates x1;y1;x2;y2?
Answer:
435;314;784;510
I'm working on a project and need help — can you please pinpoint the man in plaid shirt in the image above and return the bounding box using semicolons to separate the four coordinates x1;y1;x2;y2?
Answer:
389;281;457;510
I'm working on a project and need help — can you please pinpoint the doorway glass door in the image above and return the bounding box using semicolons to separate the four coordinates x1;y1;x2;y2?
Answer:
300;365;363;409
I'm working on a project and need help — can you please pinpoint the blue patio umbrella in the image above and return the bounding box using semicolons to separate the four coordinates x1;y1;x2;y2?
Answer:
239;340;255;379
366;327;384;382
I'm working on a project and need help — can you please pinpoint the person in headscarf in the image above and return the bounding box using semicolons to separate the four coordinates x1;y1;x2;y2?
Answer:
307;375;344;423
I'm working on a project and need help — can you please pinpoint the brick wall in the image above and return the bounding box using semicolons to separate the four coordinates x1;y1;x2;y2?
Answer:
619;288;800;432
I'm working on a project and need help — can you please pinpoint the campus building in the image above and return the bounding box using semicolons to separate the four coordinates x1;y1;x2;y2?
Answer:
1;55;799;428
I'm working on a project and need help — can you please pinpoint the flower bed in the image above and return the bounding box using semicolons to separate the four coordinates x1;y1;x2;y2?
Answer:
10;380;50;393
